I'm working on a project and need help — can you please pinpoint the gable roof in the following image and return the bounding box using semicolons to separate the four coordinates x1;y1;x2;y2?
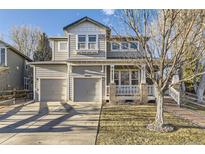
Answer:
63;16;111;31
0;40;32;62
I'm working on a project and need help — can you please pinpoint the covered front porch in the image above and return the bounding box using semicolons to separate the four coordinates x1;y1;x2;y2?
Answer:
105;65;155;103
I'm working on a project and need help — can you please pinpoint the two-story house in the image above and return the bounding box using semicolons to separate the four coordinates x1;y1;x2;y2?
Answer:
0;40;33;91
30;17;155;103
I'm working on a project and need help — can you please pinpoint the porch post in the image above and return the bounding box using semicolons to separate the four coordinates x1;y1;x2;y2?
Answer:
109;65;116;104
140;64;148;104
110;65;115;83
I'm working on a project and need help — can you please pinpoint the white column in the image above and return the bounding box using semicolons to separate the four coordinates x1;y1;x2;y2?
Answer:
141;64;146;84
110;65;115;83
66;63;70;101
33;66;36;100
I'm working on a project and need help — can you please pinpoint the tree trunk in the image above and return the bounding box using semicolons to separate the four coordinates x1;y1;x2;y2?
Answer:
193;61;199;93
196;66;205;103
155;90;164;127
178;67;186;92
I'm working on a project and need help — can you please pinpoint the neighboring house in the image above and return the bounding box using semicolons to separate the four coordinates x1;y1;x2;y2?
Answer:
30;16;155;103
0;40;33;91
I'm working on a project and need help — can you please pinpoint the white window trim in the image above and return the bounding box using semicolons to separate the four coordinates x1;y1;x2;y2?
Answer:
76;34;87;50
111;41;139;52
58;41;68;52
130;41;139;50
111;42;120;51
0;47;7;66
24;77;29;90
25;60;28;71
114;69;140;85
88;35;98;50
121;42;129;50
76;34;99;51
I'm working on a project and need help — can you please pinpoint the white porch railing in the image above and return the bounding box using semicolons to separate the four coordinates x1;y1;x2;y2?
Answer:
116;85;140;96
169;86;180;105
106;85;156;97
148;85;155;96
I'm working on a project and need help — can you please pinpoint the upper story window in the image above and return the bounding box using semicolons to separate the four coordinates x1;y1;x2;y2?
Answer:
88;35;97;50
112;42;120;50
58;41;68;52
130;42;138;50
78;35;86;50
111;41;139;51
121;42;129;50
24;77;29;90
77;35;98;51
0;48;6;66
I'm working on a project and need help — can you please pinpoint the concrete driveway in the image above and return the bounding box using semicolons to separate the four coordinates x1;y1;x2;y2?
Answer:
0;101;102;145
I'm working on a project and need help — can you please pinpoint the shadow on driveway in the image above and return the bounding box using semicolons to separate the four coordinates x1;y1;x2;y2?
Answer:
0;101;99;134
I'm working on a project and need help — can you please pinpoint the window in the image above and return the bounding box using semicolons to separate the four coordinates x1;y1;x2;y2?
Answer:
0;48;6;66
114;71;119;85
58;41;67;52
25;61;28;70
24;77;29;90
121;42;129;50
114;70;139;85
25;64;28;70
121;71;130;85
77;35;98;51
131;71;139;85
112;42;120;50
130;42;138;50
88;35;97;49
78;35;86;50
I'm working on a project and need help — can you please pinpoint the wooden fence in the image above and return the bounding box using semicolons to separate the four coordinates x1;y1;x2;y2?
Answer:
0;89;33;104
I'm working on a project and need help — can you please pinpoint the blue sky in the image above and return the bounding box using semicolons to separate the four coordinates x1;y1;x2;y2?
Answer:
0;9;121;43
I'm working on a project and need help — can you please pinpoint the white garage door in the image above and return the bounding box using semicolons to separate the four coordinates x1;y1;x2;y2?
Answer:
74;78;101;102
40;79;66;101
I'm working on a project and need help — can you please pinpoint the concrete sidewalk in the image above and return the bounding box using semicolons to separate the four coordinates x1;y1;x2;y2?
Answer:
165;99;205;128
0;101;102;145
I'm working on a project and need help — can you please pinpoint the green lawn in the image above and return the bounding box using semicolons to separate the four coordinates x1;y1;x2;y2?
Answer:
96;104;205;145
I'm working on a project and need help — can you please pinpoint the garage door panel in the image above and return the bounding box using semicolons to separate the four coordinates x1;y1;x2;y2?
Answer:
74;78;101;102
40;79;66;101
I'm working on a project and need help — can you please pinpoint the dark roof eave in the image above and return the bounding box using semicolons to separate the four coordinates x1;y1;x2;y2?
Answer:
0;40;32;62
63;16;111;31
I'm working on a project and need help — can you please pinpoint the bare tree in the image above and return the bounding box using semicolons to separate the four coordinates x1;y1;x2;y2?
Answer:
0;33;4;41
196;59;205;103
118;9;205;131
10;25;42;59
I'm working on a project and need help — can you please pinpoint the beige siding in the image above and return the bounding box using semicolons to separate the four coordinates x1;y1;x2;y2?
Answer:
35;65;67;78
66;22;106;34
107;51;142;59
1;48;25;90
65;21;107;59
53;39;69;61
72;66;103;76
0;71;9;91
34;64;67;101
